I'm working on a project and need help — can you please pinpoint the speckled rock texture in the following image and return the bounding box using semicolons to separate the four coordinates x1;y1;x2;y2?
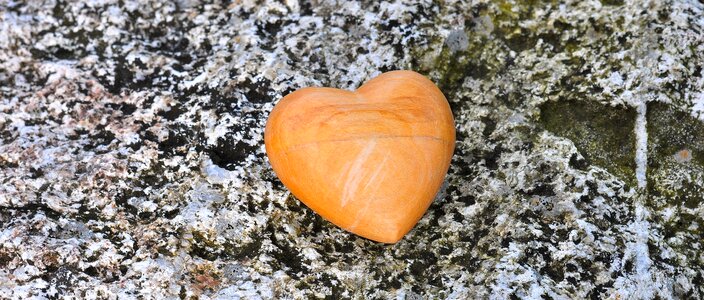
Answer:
1;0;703;299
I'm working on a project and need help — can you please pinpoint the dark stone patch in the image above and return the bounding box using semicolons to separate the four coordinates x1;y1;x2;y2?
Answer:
154;125;194;157
503;28;538;53
477;145;503;170
241;77;274;104
527;183;556;197
266;225;308;279
44;266;81;297
481;116;497;137
107;57;135;94
569;153;589;170
204;135;258;171
114;190;142;218
315;273;347;300
223;239;263;261
83;125;115;150
106;103;138;116
539;100;637;186
600;0;625;6
189;231;221;261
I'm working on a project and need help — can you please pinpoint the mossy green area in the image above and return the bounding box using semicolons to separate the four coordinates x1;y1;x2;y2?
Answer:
493;0;552;53
646;102;704;242
647;102;704;171
538;100;637;186
431;39;503;95
412;0;547;95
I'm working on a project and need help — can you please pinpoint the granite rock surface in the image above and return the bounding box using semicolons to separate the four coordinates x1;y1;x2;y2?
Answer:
1;0;703;299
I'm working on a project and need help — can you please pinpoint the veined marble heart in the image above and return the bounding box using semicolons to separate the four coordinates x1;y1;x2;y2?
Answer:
265;70;455;243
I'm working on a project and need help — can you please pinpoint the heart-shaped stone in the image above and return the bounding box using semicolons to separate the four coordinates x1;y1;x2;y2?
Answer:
265;70;455;243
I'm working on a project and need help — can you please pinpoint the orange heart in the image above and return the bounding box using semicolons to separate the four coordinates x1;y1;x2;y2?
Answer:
264;70;455;243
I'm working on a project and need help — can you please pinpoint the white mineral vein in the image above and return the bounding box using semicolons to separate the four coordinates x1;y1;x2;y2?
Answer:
634;102;648;189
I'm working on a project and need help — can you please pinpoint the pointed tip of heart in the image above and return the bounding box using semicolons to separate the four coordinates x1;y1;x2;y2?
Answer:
347;222;409;244
368;236;405;244
371;230;407;244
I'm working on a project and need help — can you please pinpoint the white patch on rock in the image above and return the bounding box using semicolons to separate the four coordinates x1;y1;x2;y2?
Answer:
609;72;624;86
634;102;648;188
446;29;469;53
692;91;704;121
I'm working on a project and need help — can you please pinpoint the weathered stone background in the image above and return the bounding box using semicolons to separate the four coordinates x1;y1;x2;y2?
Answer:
1;0;703;298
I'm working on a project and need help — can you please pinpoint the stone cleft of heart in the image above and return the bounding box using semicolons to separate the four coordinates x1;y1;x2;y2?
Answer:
264;70;456;243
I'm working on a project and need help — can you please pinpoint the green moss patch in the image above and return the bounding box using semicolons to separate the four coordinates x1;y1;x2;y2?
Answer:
646;101;704;231
539;100;637;186
647;102;704;169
